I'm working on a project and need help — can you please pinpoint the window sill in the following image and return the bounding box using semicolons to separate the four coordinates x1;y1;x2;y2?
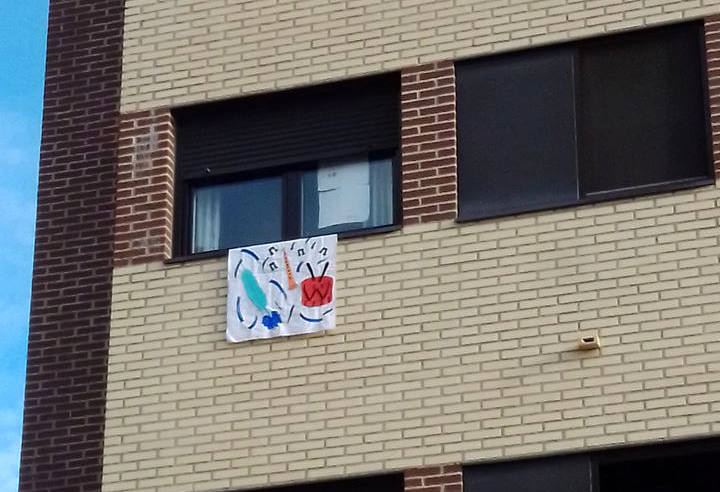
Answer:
165;223;402;265
457;176;715;224
165;248;229;264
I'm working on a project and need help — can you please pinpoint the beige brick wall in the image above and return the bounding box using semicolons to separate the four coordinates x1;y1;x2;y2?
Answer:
122;0;720;112
103;182;720;492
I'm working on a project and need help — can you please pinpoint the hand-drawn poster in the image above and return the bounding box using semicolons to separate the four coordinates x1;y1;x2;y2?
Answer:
226;235;337;342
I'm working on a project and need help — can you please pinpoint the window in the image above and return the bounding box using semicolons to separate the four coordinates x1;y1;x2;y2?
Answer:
464;454;591;492
190;175;283;254
464;438;720;492
457;22;712;221
260;473;404;492
599;448;720;492
187;152;395;254
299;154;395;238
457;48;579;218
173;74;400;255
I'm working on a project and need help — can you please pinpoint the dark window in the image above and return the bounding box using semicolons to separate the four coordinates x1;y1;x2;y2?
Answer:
250;473;404;492
174;74;400;256
578;24;710;196
600;449;720;492
457;48;579;218
457;21;712;221
464;437;720;492
464;454;592;492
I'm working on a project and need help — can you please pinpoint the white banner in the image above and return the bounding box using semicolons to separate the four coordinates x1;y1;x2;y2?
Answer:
226;235;337;342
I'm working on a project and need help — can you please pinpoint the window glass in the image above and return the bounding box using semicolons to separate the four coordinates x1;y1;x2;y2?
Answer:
457;49;579;219
300;155;394;236
464;455;591;492
456;21;710;222
190;176;283;253
578;23;709;196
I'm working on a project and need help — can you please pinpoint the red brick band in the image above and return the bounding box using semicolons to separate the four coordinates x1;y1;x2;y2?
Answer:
400;61;458;225
19;0;125;490
115;109;175;266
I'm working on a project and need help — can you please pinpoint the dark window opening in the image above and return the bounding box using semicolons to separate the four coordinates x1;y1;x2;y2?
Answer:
578;23;710;196
173;73;400;256
457;48;579;218
246;473;404;492
600;449;720;492
457;21;713;221
464;437;720;492
464;454;591;492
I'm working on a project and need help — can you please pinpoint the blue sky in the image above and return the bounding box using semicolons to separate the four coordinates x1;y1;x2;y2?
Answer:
0;1;48;489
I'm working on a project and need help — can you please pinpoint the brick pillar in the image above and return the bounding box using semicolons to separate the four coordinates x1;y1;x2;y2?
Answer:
405;464;463;492
400;61;458;224
115;108;176;265
19;0;124;490
705;15;720;178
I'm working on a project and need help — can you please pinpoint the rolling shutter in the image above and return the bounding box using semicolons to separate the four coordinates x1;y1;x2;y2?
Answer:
464;454;592;492
174;73;399;179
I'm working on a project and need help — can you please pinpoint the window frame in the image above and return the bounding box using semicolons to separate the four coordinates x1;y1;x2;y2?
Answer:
456;20;715;223
171;149;402;261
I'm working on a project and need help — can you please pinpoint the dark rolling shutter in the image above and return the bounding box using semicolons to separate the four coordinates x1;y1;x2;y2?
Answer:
464;454;592;492
174;73;400;179
577;22;710;197
456;48;579;220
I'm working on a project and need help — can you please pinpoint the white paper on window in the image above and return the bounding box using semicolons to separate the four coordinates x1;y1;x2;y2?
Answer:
317;157;370;228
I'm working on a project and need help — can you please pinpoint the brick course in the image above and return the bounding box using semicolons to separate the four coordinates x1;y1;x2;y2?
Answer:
401;62;457;225
20;0;125;490
115;108;175;266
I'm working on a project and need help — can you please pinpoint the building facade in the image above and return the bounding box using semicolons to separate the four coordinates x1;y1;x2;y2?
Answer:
21;1;720;491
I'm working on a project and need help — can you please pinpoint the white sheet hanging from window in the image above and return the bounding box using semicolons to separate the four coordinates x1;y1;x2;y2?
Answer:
226;235;337;342
317;157;370;228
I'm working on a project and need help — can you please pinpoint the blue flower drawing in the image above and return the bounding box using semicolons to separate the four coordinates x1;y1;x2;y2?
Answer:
262;310;281;329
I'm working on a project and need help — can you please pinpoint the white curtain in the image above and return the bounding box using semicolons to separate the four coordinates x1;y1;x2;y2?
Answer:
191;186;221;253
368;157;393;227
